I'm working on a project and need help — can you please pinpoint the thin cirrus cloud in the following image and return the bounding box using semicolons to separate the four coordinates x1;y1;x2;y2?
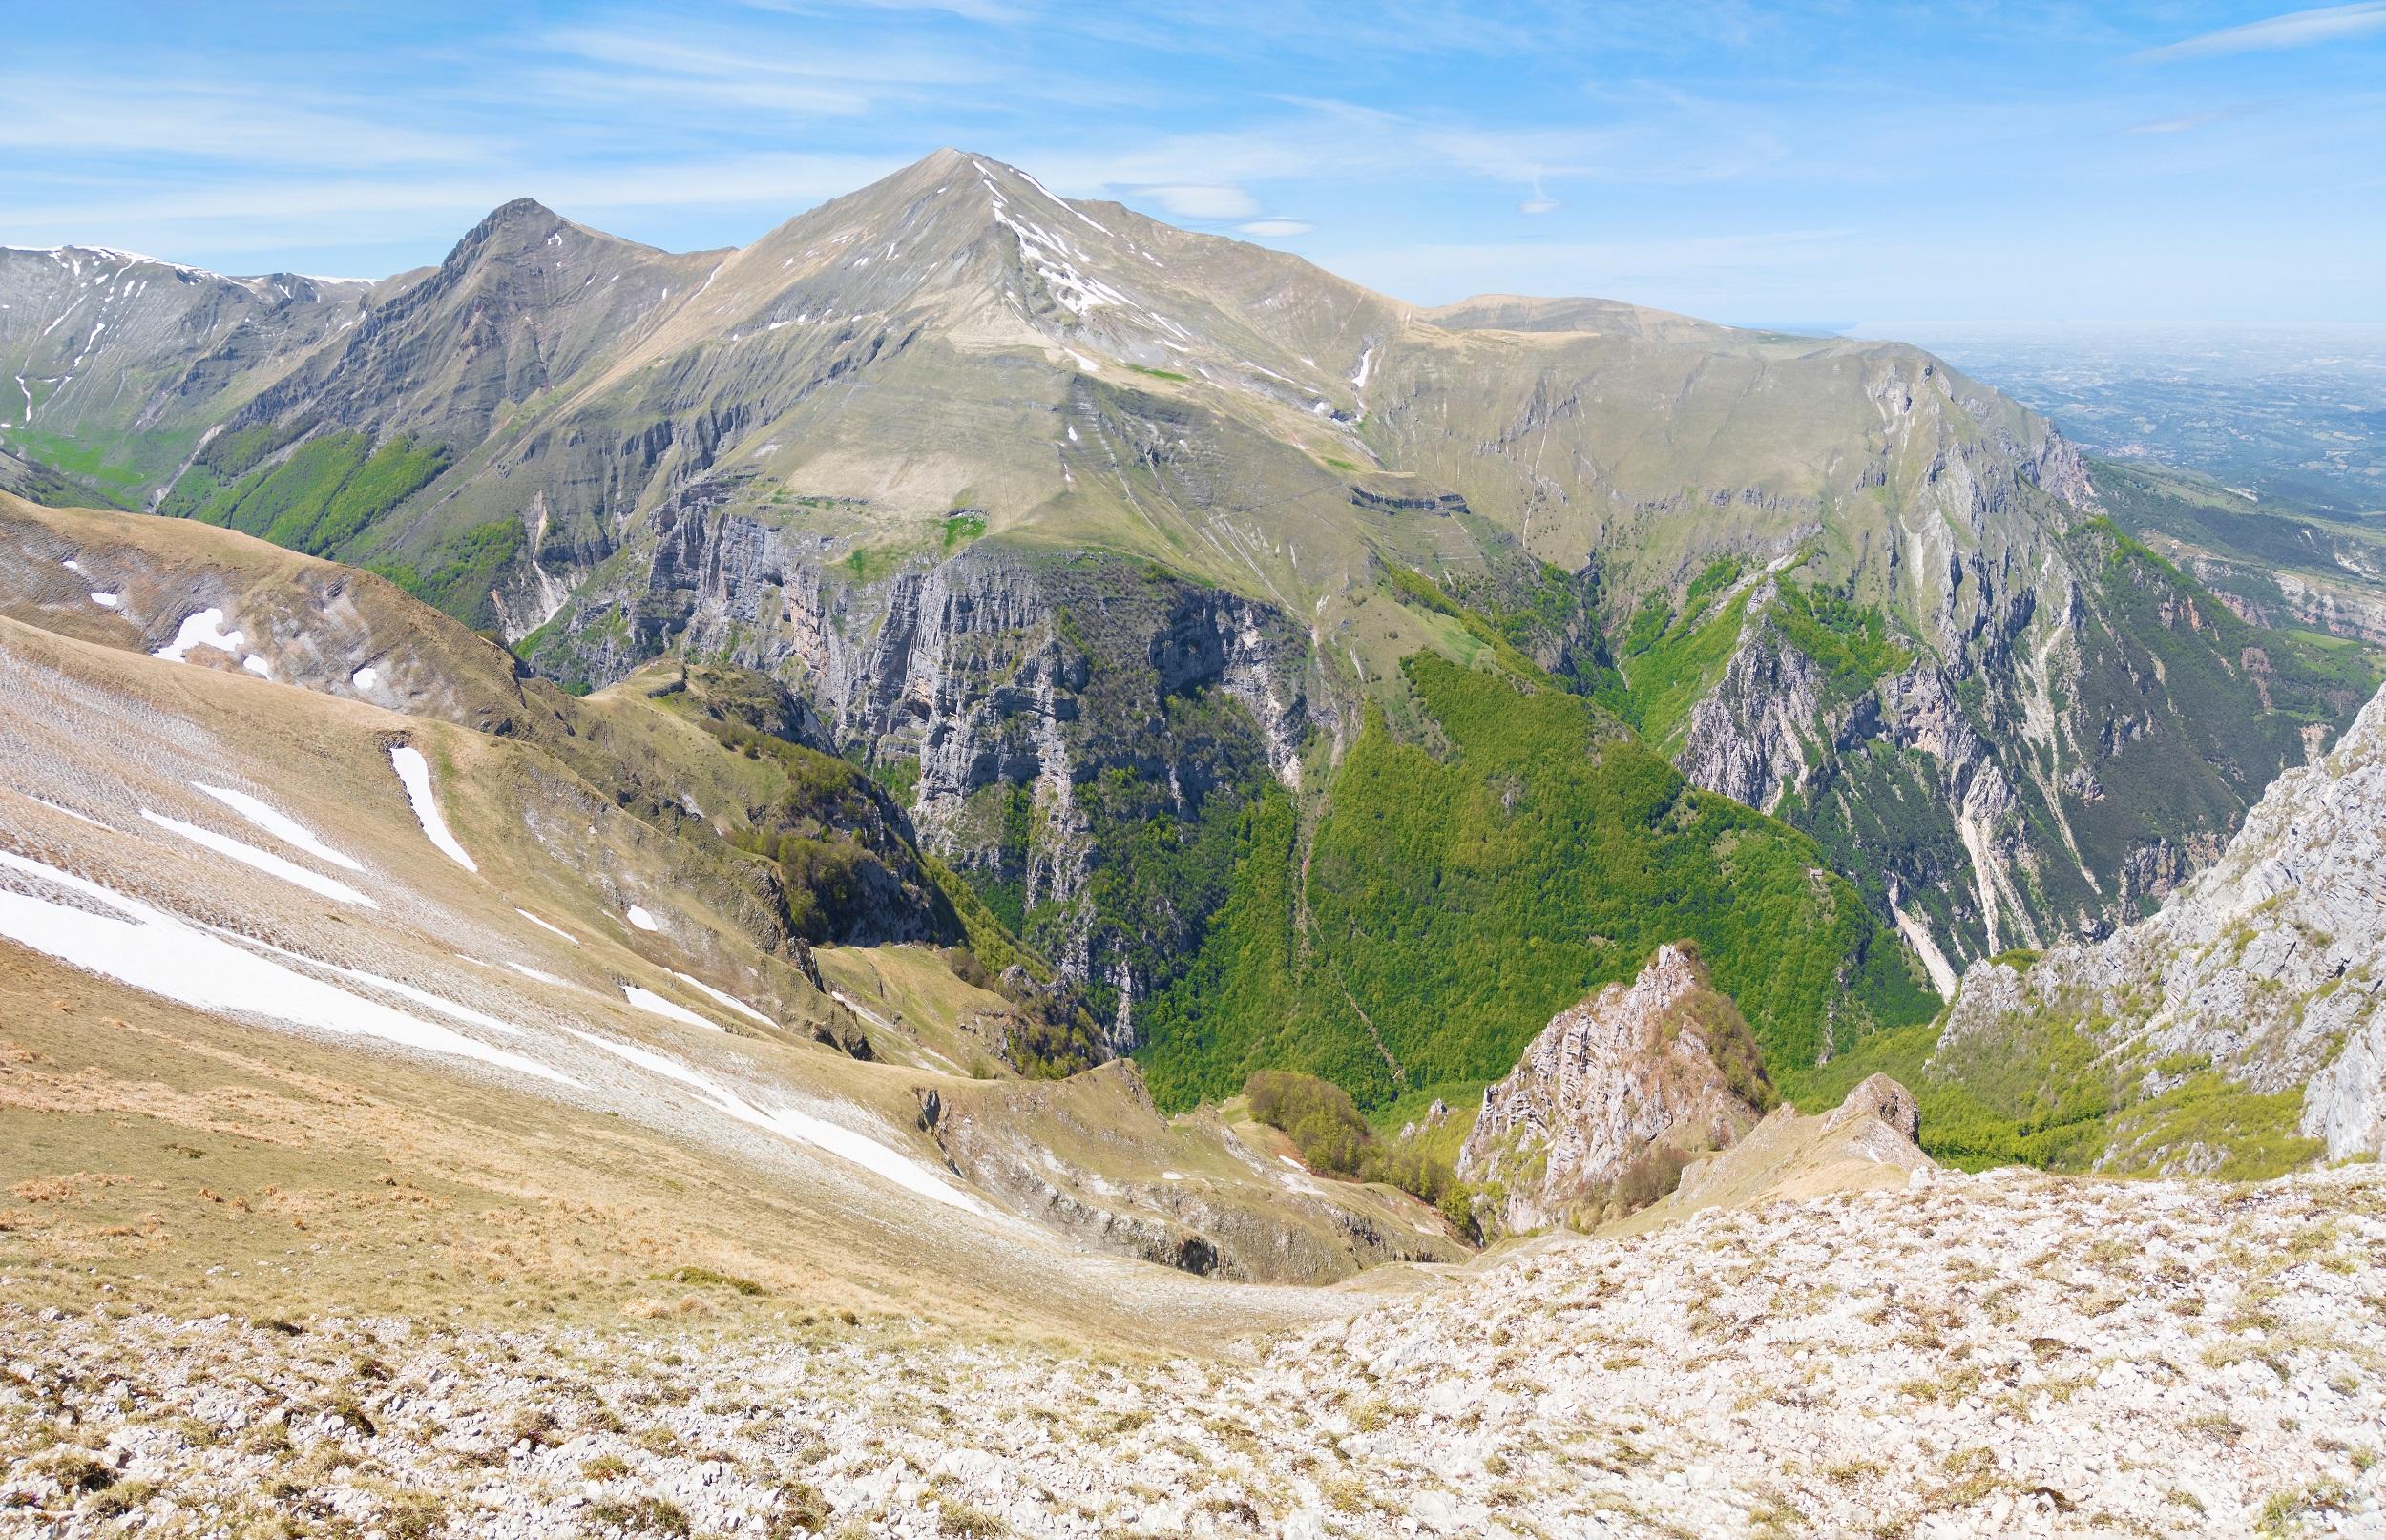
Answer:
1236;218;1313;237
1128;183;1261;219
2124;104;2268;135
0;78;494;169
2134;2;2386;61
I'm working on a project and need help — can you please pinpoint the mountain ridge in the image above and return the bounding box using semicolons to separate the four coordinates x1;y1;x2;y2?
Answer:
2;149;2371;1096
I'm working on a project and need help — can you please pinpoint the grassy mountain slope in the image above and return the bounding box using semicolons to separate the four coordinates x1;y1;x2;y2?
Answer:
2095;455;2386;646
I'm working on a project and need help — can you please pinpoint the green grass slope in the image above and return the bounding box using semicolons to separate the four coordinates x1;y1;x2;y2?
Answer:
1778;1015;2323;1182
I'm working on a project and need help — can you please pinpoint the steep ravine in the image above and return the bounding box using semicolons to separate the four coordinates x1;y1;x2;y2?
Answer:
532;511;1328;1049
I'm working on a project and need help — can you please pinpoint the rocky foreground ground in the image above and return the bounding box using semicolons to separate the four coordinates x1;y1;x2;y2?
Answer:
6;1166;2385;1539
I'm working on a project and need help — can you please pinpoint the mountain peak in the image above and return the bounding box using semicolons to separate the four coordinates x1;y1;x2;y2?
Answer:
478;196;562;230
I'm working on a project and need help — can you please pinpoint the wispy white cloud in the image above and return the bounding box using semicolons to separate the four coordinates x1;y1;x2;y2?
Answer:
1131;183;1260;219
1237;218;1312;236
2136;2;2386;61
2122;102;2279;135
735;0;1032;22
0;78;495;168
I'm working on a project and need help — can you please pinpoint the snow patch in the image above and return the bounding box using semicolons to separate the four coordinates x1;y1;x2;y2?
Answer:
515;908;579;945
14;792;104;827
138;809;375;907
153;608;246;665
672;969;775;1027
350;666;379;691
566;1027;984;1213
621;983;722;1031
89;592;118;608
0;849;566;1084
625;905;662;932
388;745;477;873
190;782;364;871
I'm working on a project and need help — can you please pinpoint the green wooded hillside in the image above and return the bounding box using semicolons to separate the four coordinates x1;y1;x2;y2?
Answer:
1134;651;1938;1112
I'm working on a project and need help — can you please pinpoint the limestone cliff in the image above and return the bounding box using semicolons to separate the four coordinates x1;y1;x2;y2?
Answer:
1939;676;2386;1164
533;511;1324;1047
1455;944;1773;1231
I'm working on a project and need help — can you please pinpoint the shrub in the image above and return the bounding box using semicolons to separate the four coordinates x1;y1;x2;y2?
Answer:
1245;1070;1476;1233
1607;1143;1693;1216
588;1495;691;1536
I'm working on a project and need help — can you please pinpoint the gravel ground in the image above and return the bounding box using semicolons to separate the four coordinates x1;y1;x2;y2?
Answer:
7;1165;2385;1538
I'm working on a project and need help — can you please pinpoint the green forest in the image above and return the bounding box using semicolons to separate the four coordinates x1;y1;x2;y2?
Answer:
1133;649;1939;1113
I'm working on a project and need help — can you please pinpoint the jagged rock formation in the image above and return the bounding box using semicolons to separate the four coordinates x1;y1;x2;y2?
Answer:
1940;676;2386;1164
1456;944;1773;1230
546;530;1320;1041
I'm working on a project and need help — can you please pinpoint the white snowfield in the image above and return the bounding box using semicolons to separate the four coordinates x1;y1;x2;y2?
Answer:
0;848;565;1085
515;907;579;944
625;904;662;932
137;809;376;908
153;608;247;666
673;968;775;1026
190;781;366;871
350;665;378;690
388;744;477;872
567;1027;984;1216
621;982;721;1032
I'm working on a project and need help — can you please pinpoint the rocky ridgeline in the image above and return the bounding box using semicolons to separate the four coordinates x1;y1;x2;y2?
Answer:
1457;944;1771;1231
1942;676;2386;1164
7;1168;2382;1537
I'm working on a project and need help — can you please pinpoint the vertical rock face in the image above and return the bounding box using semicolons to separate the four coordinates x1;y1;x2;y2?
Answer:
535;503;1322;1047
1939;676;2386;1163
1456;945;1772;1231
1671;505;2368;984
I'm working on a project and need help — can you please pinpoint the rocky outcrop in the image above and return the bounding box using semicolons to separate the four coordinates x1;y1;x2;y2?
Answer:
534;510;1323;1046
1637;1073;1932;1228
1456;944;1772;1231
918;1063;1466;1282
1939;676;2386;1162
1674;595;1830;812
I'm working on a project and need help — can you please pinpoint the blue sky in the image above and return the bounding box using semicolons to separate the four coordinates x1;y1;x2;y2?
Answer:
5;1;2382;325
